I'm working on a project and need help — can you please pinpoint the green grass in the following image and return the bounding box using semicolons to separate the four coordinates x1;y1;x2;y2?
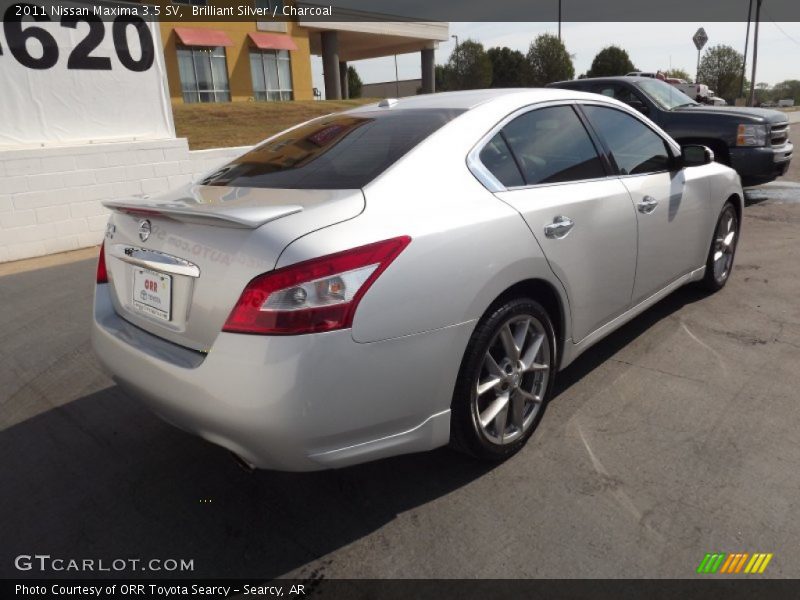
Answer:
173;99;377;150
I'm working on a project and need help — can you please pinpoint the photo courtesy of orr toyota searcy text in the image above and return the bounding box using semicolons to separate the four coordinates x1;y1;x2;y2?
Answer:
14;584;300;597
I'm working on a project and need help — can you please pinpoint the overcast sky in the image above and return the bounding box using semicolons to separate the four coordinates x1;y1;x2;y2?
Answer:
311;21;800;96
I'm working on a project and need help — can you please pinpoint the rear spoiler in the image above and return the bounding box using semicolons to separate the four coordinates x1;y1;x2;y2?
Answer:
102;198;302;229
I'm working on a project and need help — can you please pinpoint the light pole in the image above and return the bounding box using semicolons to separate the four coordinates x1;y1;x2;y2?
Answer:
740;0;753;99
558;0;562;41
748;0;762;106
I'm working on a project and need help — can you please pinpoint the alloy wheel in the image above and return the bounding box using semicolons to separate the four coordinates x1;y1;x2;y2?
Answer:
713;206;738;284
472;315;551;445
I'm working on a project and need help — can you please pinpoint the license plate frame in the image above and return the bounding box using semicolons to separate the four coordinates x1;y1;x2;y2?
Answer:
132;267;172;322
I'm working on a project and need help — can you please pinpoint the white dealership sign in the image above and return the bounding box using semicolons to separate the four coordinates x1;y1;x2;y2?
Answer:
0;0;173;147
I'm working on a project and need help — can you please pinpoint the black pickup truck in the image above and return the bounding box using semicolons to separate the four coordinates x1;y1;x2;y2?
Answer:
548;76;793;186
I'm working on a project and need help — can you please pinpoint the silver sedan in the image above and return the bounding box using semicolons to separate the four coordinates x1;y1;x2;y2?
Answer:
92;89;743;471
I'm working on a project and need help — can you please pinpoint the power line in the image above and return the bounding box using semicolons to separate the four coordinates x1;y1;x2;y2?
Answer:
764;10;800;47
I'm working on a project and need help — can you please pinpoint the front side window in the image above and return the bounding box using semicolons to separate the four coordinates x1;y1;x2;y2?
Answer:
250;49;293;101
486;105;606;186
582;105;671;175
177;46;230;103
201;108;464;189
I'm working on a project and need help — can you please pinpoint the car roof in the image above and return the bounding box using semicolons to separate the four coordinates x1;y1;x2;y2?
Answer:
549;76;652;86
347;88;615;113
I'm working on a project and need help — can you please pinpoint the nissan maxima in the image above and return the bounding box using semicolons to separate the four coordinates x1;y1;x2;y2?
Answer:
92;89;743;471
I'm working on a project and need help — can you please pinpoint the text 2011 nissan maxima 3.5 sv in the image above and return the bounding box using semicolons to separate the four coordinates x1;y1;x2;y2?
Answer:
92;89;743;471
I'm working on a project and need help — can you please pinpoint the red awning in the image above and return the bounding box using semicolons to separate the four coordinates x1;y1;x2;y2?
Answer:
174;27;234;48
248;32;298;51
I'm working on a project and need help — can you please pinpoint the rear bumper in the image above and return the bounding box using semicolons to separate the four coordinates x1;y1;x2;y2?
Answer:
91;285;471;471
730;142;793;185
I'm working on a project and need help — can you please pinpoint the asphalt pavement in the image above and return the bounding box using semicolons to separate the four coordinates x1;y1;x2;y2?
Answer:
1;139;799;579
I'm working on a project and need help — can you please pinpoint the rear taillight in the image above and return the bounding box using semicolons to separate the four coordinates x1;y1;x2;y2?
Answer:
96;241;108;284
223;236;411;335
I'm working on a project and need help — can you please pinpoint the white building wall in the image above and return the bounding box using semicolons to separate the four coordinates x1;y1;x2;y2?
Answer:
0;140;251;263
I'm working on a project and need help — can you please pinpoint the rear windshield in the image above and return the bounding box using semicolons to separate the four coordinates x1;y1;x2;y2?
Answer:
200;108;465;189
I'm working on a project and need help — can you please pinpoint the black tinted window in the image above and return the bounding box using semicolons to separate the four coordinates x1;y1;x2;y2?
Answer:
582;105;671;175
201;108;464;189
499;106;606;185
479;133;525;187
592;84;643;106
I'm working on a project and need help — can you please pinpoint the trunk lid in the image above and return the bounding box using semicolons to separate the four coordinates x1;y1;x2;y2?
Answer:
102;184;364;352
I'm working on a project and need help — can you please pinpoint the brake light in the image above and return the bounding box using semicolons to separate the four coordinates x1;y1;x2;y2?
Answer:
96;241;108;284
223;236;411;335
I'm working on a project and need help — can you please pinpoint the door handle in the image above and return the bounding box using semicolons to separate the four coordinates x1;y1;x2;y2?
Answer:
544;215;575;239
637;196;659;214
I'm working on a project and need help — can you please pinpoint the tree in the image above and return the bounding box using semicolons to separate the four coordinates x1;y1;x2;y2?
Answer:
752;82;771;104
440;39;492;91
664;68;691;81
697;45;745;104
486;46;529;88
773;79;800;103
526;34;574;86
586;46;635;77
435;64;448;91
347;66;362;98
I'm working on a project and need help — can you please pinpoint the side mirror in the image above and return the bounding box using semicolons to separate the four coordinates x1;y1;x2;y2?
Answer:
627;100;649;114
681;144;715;167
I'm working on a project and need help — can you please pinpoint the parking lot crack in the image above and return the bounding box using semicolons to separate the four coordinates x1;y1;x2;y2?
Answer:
679;321;729;376
608;359;707;386
575;423;665;542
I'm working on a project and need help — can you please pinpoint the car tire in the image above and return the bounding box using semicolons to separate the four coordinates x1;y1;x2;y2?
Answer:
450;297;556;461
699;201;739;292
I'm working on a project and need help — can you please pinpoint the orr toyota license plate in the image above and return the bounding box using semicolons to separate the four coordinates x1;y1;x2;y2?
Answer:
132;267;172;321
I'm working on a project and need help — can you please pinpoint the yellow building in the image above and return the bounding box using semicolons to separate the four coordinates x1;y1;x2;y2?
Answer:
151;1;448;103
159;16;315;102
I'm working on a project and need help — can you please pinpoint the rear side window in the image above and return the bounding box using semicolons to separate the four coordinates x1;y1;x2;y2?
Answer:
200;108;464;189
497;105;606;186
582;105;671;175
479;133;525;187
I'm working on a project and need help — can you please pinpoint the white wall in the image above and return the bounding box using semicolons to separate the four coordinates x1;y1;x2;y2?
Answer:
0;140;250;263
0;11;173;148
